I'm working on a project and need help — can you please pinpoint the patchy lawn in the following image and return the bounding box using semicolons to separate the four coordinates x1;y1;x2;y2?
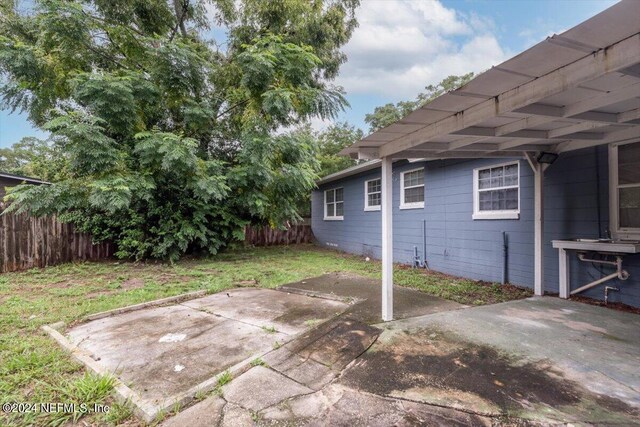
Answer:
0;244;531;426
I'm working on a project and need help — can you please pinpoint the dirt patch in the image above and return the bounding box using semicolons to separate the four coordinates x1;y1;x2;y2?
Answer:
339;328;640;418
121;278;145;289
569;295;640;315
234;279;258;287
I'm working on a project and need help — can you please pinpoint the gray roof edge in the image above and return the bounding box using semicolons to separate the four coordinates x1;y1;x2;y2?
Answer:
315;159;382;186
0;171;50;185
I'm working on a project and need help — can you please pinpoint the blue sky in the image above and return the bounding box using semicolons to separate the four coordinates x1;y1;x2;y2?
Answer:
0;0;617;148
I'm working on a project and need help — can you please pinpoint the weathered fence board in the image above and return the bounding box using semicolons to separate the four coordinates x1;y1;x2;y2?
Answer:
0;204;113;273
245;223;314;246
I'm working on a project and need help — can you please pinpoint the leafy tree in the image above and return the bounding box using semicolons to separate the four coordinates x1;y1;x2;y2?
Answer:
0;0;359;260
316;121;363;178
0;136;65;181
365;72;474;132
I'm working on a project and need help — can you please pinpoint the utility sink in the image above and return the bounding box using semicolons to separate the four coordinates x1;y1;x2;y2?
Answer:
571;238;640;244
553;238;640;253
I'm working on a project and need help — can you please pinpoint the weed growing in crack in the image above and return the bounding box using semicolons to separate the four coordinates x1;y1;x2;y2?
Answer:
250;358;267;367
262;325;277;334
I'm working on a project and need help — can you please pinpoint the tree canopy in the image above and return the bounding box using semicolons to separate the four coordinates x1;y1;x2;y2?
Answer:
0;0;359;260
0;136;66;181
364;72;474;132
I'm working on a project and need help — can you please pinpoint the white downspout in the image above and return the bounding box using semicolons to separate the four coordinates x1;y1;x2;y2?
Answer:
381;156;394;321
525;153;546;296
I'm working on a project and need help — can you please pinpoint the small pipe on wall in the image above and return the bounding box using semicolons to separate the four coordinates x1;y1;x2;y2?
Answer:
502;231;509;284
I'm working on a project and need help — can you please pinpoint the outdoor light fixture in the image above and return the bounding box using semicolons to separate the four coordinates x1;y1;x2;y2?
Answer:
537;151;559;164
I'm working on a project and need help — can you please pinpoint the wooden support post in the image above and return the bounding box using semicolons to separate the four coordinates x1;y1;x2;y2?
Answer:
381;156;394;321
526;153;545;296
558;248;570;298
534;163;544;296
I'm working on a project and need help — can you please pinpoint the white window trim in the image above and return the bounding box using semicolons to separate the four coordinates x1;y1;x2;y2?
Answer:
364;178;381;211
400;167;425;210
324;188;344;221
609;142;640;239
472;161;520;220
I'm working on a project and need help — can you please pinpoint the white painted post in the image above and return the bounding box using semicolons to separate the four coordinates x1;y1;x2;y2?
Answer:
381;156;393;321
558;248;570;298
533;162;544;296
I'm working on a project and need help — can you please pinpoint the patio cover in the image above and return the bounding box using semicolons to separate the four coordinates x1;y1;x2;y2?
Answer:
340;0;640;321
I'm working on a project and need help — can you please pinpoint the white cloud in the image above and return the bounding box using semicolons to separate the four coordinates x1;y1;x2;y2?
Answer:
336;1;510;100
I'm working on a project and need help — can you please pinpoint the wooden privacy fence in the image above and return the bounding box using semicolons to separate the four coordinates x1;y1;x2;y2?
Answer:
0;204;114;273
245;222;314;246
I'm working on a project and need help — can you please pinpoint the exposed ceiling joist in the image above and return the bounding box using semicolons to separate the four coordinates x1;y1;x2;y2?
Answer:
399;151;534;160
410;143;550;152
374;34;640;158
547;121;610;138
554;124;640;152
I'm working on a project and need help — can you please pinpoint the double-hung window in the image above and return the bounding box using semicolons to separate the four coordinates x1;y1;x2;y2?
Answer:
610;141;640;239
473;162;519;220
324;188;344;220
400;168;425;209
364;178;381;211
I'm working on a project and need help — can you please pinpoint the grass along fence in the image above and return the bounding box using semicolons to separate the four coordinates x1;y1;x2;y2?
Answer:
245;222;314;246
0;204;114;273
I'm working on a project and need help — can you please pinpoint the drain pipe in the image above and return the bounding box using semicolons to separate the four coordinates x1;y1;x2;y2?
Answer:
605;286;619;305
413;246;421;268
502;231;509;284
571;254;630;295
422;220;429;269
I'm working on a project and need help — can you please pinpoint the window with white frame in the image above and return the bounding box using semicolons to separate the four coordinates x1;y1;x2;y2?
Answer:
364;178;381;211
324;187;344;220
610;141;640;239
400;168;425;209
473;162;519;220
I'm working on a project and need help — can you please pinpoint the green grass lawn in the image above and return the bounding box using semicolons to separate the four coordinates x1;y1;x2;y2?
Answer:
0;244;531;426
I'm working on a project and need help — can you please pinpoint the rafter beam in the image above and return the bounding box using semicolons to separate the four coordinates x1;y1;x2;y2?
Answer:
411;143;550;153
547;121;610;138
499;139;543;149
415;151;530;160
442;136;491;152
374;34;640;158
619;107;640;123
554;125;640;153
453;128;605;140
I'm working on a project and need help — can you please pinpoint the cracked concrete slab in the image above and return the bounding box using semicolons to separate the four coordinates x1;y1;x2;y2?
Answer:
222;366;313;411
68;303;287;406
220;403;254;427
63;288;349;421
261;384;493;426
384;297;640;409
280;272;466;324
160;396;225;427
265;318;380;390
182;287;347;335
339;299;640;425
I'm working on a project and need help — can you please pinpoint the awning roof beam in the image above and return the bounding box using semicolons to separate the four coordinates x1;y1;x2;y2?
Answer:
371;33;640;159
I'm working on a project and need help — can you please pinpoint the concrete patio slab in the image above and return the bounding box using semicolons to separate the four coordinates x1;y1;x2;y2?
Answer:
264;318;381;390
160;396;225;427
222;365;313;411
280;272;466;324
182;287;347;335
338;297;640;424
260;383;493;426
384;297;640;408
63;287;349;421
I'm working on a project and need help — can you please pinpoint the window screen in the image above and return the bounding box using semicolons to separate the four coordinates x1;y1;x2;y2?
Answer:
477;163;519;212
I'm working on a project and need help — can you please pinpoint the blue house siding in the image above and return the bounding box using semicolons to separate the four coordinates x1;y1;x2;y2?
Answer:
312;146;640;308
